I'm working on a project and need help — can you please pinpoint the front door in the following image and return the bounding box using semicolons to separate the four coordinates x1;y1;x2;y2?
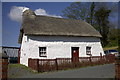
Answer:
71;47;79;63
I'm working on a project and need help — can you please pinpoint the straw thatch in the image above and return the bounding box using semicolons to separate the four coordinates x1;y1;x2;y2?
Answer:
18;10;102;44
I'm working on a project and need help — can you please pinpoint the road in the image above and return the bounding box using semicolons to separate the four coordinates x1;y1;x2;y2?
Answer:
20;64;115;78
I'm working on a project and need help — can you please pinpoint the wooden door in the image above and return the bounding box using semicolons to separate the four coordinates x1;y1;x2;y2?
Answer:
71;47;79;63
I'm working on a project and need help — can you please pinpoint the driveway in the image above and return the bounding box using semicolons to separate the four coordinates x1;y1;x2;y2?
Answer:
10;64;115;78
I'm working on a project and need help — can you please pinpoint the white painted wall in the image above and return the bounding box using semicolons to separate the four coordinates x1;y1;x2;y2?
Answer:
20;34;104;66
2;48;19;57
0;47;2;53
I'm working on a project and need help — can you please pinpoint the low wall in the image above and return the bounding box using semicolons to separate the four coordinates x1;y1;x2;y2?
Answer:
115;57;120;80
0;58;1;79
28;55;115;72
0;58;8;80
0;53;8;80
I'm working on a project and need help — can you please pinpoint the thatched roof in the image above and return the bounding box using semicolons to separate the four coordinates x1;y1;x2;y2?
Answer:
18;10;102;44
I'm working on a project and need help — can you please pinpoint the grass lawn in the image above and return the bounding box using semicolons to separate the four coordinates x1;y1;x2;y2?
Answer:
103;46;118;51
8;64;37;78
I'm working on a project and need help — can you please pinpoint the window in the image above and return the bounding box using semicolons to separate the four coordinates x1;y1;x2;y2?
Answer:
86;46;91;55
39;47;47;57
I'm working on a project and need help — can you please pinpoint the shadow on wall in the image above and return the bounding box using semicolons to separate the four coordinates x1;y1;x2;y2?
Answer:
29;36;100;42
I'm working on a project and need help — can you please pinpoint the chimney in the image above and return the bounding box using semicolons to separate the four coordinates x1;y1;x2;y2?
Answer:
22;9;36;22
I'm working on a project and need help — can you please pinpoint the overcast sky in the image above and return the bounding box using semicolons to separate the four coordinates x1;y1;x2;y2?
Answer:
1;2;119;47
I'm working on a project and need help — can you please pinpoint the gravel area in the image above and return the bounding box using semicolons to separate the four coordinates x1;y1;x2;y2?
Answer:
8;64;115;78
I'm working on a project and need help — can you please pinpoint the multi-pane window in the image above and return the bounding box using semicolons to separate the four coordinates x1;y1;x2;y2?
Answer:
86;46;91;55
39;47;47;57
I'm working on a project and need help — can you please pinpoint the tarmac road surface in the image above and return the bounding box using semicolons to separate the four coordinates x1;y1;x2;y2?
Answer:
19;64;115;78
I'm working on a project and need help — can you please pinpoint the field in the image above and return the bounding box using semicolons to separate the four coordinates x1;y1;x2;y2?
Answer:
103;46;118;51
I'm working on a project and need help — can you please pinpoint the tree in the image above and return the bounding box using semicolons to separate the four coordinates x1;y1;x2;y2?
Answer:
107;28;118;47
90;2;95;25
62;2;90;21
118;29;120;53
94;7;111;46
62;2;96;25
62;2;112;47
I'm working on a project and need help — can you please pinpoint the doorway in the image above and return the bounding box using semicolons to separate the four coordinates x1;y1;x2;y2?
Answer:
71;47;79;63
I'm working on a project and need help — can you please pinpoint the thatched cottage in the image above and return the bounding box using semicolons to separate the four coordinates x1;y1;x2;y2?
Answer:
18;10;104;66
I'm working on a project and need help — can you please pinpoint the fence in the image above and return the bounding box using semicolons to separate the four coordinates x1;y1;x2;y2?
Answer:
0;53;8;80
115;56;120;80
28;54;115;72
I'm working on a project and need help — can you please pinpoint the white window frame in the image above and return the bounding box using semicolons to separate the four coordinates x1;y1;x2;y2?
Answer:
86;46;91;55
39;47;47;57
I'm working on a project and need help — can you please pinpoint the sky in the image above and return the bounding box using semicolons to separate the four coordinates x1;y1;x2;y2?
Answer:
2;2;72;47
1;0;120;2
1;2;119;47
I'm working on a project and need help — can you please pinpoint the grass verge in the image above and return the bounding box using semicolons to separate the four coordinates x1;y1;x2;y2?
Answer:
103;46;118;51
8;64;38;74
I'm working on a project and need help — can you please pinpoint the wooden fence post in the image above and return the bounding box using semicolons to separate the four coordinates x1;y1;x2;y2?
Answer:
89;54;92;66
115;55;120;80
18;47;21;64
55;58;58;70
100;53;103;64
37;59;39;72
89;57;92;62
28;58;39;72
33;59;39;72
0;53;8;80
28;58;31;68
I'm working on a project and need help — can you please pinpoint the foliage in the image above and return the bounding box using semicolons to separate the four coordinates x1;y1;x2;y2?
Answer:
62;2;96;24
62;2;90;21
62;2;115;47
108;28;118;41
118;29;120;53
107;28;119;49
89;2;95;25
9;64;38;73
103;46;118;51
94;7;111;47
